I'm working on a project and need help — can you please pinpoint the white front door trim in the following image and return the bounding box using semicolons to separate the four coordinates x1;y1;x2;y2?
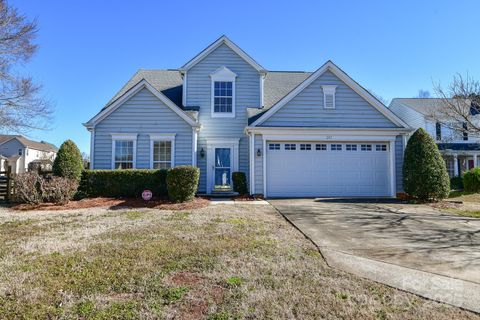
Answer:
206;138;239;193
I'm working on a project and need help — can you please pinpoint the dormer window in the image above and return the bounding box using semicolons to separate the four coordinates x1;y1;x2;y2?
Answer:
210;66;236;118
322;85;337;109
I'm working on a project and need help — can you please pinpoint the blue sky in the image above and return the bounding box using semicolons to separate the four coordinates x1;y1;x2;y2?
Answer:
10;0;480;153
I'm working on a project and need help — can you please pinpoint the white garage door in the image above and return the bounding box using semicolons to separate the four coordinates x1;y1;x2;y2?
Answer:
266;142;391;197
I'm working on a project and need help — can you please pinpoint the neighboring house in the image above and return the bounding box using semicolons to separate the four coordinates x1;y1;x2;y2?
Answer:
389;98;478;177
0;135;58;174
84;35;411;197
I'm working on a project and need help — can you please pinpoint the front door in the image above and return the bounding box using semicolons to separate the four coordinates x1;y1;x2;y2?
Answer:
214;147;232;191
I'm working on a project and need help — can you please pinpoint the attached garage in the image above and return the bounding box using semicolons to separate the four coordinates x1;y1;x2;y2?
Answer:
265;141;392;197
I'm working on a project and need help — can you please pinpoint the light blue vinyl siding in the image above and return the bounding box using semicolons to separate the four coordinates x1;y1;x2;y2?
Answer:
395;135;404;192
93;88;192;169
186;43;261;192
262;71;398;128
0;139;24;157
254;134;263;194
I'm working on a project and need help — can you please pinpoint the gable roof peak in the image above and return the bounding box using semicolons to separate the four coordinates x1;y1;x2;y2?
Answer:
180;35;266;73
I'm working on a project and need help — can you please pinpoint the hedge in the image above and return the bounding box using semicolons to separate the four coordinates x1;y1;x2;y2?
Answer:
77;169;168;198
166;166;200;202
463;168;480;192
232;172;248;195
403;128;450;201
450;176;464;190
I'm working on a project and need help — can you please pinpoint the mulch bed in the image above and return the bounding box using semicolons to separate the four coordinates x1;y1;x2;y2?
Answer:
11;197;210;211
233;194;264;201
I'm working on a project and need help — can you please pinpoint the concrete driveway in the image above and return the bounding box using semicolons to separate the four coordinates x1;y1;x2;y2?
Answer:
270;199;480;312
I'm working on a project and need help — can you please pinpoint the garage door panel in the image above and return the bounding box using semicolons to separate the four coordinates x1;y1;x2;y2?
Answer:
266;141;391;197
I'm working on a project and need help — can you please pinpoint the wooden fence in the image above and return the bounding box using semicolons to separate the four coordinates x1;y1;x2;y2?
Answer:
0;168;12;201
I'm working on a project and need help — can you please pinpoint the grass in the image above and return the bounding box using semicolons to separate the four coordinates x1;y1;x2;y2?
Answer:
448;191;480;217
0;204;478;319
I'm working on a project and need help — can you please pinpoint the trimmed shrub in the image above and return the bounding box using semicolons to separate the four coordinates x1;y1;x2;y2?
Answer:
77;169;168;198
403;128;450;201
14;172;78;204
463;168;480;192
53;140;83;181
232;172;248;195
166;166;200;203
450;176;464;190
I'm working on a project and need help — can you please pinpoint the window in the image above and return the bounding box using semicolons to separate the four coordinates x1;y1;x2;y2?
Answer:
376;144;387;151
463;122;468;141
18;149;22;156
285;143;296;150
331;144;342;151
210;66;236;117
114;140;134;169
152;141;173;169
269;143;280;150
111;133;137;169
346;144;357;151
316;144;327;150
361;144;372;151
435;122;442;141
322;85;337;109
300;144;312;150
213;81;233;113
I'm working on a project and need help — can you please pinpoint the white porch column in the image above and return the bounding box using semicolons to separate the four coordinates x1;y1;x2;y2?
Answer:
474;154;478;168
453;154;459;176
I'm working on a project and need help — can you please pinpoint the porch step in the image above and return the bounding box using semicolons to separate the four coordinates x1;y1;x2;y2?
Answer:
200;192;239;198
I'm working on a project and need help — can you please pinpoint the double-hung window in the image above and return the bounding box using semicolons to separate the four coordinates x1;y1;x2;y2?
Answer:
111;134;137;169
210;66;236;118
150;134;175;169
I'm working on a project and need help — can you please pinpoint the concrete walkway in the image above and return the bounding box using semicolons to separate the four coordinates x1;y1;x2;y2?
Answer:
270;199;480;313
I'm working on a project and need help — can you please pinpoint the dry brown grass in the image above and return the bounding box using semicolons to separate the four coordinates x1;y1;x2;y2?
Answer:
0;203;477;319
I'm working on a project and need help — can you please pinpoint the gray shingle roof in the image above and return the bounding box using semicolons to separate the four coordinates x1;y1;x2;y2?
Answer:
0;135;58;152
101;69;313;123
389;98;470;116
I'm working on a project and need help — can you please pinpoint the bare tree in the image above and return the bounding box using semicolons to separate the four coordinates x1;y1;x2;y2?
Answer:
0;0;52;133
417;89;431;98
369;89;390;106
433;73;480;136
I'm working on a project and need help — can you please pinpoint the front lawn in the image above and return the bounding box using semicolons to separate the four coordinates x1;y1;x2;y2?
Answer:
447;191;480;218
0;204;476;319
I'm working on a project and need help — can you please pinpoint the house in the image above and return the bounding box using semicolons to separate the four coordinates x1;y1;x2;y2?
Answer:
389;98;479;177
84;36;411;197
0;135;58;174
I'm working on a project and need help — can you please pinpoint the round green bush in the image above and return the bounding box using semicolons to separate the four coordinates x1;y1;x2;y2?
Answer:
232;172;248;195
52;139;83;181
463;168;480;192
403;128;450;201
166;166;200;203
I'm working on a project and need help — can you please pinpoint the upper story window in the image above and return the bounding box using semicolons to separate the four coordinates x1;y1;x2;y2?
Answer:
214;81;233;113
435;122;442;141
210;66;236;118
322;85;337;109
18;148;22;156
463;122;469;141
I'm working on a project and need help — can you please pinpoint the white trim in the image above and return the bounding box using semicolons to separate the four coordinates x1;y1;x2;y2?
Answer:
149;133;175;169
259;74;265;108
322;85;337;109
84;80;199;128
206;138;240;193
180;35;266;72
249;133;255;194
250;61;410;128
111;133;138;169
246;126;410;137
89;127;95;169
389;140;396;197
262;137;267;197
192;128;198;167
210;67;237;118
